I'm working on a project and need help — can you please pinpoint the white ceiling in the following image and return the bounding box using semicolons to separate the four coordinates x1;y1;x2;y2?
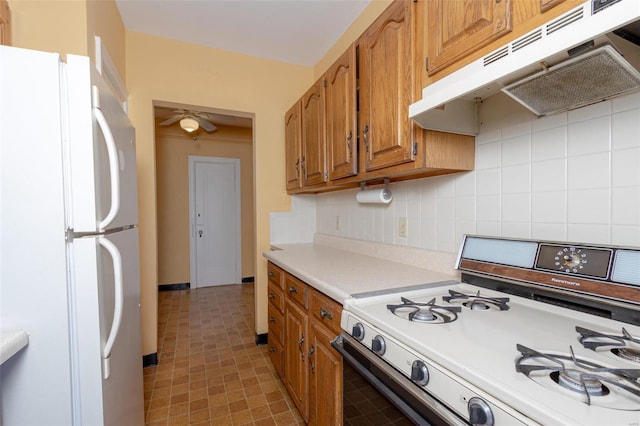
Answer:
115;0;371;67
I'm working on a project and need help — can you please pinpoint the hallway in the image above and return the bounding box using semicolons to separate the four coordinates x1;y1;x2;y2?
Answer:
143;283;304;425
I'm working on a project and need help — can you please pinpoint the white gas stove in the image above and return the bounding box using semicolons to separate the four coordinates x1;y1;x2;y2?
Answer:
336;236;640;425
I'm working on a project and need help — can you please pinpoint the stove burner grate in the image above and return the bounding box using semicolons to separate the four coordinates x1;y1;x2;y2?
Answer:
442;290;510;311
576;326;640;365
387;297;461;324
515;344;640;406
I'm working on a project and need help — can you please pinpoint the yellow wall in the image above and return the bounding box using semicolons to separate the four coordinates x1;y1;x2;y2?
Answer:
155;125;255;283
126;32;312;355
9;0;125;81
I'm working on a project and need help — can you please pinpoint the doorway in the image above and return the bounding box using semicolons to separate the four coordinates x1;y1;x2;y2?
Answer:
189;156;241;287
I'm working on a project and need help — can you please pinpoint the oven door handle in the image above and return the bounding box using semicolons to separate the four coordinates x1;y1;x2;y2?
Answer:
332;334;466;426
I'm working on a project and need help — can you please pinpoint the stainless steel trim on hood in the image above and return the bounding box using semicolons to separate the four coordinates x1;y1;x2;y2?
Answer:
409;0;640;136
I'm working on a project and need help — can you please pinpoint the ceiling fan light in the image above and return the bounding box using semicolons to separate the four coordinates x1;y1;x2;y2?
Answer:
180;117;199;133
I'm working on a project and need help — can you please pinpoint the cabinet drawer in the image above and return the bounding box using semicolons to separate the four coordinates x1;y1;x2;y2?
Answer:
285;274;308;309
268;281;284;313
268;262;284;289
310;289;342;335
268;338;284;379
268;304;284;344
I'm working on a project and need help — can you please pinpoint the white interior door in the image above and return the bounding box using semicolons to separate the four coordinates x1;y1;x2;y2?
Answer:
189;156;241;287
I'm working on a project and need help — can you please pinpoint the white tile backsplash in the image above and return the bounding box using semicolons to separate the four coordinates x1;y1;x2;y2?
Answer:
296;93;640;254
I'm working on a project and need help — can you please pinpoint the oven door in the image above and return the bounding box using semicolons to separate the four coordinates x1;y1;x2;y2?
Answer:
332;333;468;426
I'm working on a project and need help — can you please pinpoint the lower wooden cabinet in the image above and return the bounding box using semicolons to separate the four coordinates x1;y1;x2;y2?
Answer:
309;318;343;425
267;262;343;425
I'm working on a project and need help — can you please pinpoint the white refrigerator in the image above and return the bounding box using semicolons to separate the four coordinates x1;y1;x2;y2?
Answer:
0;45;144;425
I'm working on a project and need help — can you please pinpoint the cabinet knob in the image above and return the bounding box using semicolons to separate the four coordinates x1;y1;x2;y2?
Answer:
288;286;298;294
269;346;276;353
268;293;276;299
268;271;276;277
269;316;276;322
319;308;333;320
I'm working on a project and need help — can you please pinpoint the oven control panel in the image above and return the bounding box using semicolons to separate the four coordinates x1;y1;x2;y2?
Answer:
342;313;531;425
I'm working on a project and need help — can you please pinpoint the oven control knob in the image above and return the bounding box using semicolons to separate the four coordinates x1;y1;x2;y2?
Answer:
410;360;429;386
352;323;365;341
468;397;494;426
371;335;386;355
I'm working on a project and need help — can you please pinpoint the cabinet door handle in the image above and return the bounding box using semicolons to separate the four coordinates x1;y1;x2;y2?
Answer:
320;308;333;320
295;158;300;177
309;345;315;374
363;124;370;153
269;346;276;353
269;316;276;322
268;293;276;299
268;271;276;278
346;130;353;156
288;286;298;294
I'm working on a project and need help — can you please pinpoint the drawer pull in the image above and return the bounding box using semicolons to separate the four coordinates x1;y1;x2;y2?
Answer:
269;346;276;353
269;316;276;322
288;286;298;294
268;293;276;299
320;308;333;320
269;271;276;277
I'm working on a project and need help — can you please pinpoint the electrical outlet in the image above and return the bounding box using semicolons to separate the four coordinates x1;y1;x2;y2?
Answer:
335;216;341;231
399;217;408;238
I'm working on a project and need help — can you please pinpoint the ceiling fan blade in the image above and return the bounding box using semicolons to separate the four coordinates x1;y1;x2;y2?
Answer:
159;115;183;126
196;117;217;132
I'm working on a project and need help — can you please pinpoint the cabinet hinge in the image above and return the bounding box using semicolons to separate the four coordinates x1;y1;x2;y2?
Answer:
323;79;327;88
413;142;418;156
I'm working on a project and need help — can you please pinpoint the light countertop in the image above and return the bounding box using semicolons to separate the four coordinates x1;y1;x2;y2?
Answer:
263;242;459;303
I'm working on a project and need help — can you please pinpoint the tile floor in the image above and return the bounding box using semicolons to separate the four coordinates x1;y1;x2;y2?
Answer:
143;283;305;425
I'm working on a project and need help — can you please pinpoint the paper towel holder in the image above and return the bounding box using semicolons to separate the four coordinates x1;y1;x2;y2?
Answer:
357;179;392;204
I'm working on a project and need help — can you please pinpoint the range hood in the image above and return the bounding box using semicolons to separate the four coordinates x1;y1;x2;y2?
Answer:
409;0;640;136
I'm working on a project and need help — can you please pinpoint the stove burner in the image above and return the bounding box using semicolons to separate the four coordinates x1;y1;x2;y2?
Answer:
614;348;640;364
576;326;640;361
442;290;510;311
386;297;461;324
515;344;640;406
554;370;608;396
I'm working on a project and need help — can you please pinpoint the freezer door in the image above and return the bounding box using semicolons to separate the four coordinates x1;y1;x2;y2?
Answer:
72;227;144;425
65;55;138;232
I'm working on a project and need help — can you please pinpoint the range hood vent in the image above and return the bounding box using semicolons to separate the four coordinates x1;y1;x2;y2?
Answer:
409;0;640;136
502;45;640;117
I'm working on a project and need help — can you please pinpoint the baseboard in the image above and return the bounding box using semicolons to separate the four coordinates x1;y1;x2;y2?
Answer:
255;333;268;346
158;283;190;291
143;352;158;367
242;276;255;283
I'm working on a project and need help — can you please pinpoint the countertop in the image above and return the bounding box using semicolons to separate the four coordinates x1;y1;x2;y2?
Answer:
263;242;459;303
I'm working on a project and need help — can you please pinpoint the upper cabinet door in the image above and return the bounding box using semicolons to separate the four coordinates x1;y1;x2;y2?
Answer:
0;0;10;46
301;79;327;186
325;44;357;181
426;0;512;75
285;102;302;191
359;0;415;173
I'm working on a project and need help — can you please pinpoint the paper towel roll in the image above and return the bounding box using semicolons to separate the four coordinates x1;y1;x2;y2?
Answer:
356;188;392;204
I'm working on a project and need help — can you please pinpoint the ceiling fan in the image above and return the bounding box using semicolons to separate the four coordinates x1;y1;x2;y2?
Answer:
158;109;217;133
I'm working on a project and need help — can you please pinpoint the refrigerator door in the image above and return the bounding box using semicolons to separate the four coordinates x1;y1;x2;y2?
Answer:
72;227;144;426
65;55;138;233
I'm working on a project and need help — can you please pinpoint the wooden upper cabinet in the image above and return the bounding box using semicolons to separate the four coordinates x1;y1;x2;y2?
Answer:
285;102;302;191
301;79;327;187
426;0;513;75
358;0;415;173
0;0;11;46
325;44;357;181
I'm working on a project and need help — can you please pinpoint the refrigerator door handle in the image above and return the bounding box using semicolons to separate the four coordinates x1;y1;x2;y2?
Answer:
93;101;120;231
98;236;124;380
